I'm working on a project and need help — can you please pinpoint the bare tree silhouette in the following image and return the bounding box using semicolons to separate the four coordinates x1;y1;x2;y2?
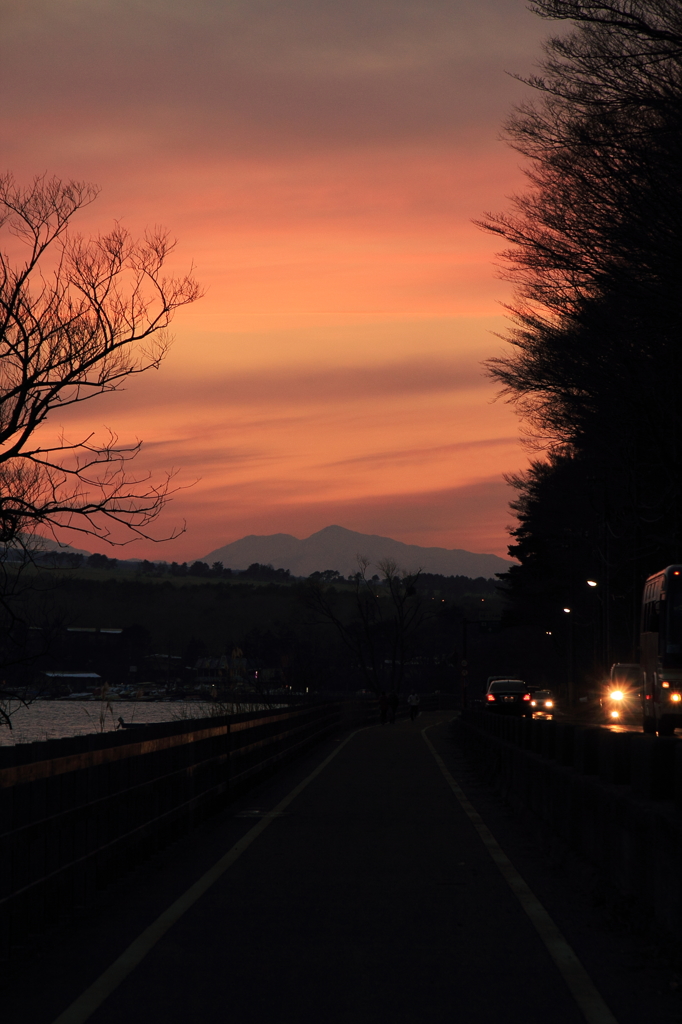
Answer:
0;173;201;550
301;556;425;693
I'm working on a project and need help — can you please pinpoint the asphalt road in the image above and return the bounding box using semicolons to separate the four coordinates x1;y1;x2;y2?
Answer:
5;713;682;1024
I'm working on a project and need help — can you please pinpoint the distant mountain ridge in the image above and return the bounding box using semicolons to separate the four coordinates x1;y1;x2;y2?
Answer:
201;525;512;579
25;535;92;557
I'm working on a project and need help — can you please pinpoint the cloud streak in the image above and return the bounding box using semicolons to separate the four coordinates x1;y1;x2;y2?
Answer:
96;355;492;414
323;436;518;468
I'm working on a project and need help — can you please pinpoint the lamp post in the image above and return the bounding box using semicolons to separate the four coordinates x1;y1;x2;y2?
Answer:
586;580;600;673
563;607;574;707
586;579;610;674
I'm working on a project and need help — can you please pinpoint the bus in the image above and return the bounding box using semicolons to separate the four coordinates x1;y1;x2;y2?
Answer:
640;565;682;735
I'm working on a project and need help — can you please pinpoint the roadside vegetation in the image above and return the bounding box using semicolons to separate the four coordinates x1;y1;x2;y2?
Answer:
484;1;682;685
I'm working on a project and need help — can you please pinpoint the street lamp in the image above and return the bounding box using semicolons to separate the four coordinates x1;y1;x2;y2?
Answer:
563;608;574;706
586;579;607;670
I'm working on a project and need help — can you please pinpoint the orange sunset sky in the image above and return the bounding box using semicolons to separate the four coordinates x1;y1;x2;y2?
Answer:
2;0;550;561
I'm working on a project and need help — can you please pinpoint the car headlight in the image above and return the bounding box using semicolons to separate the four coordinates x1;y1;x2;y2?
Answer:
545;701;553;708
610;690;624;701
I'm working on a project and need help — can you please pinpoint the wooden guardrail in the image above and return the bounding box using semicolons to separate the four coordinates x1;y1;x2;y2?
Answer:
0;701;363;962
0;693;458;962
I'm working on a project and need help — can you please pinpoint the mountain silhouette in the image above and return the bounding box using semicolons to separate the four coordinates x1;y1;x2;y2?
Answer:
201;525;511;578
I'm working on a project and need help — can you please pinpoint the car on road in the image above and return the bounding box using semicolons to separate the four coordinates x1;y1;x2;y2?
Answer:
486;675;519;688
529;689;556;714
484;679;533;717
600;663;641;723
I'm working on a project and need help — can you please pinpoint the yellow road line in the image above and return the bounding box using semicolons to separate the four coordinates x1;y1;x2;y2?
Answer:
422;724;619;1024
52;730;360;1024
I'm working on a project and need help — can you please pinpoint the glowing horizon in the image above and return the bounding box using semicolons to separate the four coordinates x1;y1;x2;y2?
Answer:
2;1;548;561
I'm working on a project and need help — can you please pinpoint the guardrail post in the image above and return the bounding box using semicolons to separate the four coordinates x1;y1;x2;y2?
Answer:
530;719;542;754
629;734;656;799
597;730;632;785
553;722;575;766
674;743;682;815
630;735;676;800
520;718;533;751
574;727;601;775
540;720;556;760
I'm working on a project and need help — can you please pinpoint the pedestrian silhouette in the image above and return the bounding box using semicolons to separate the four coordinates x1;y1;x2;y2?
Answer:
407;692;420;722
387;691;399;724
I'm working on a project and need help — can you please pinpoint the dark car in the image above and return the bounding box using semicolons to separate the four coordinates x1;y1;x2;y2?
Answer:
484;679;533;717
529;689;556;715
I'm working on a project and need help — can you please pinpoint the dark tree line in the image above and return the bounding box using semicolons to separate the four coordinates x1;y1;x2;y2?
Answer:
167;560;232;579
0;564;505;701
165;561;286;581
483;1;682;679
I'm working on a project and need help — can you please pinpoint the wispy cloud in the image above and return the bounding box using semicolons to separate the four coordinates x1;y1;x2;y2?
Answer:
101;355;491;413
323;435;517;468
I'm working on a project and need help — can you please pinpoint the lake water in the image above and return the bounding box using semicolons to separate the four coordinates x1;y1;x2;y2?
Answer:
0;699;267;746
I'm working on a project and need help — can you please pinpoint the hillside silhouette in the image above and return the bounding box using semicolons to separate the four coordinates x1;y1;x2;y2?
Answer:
201;525;512;579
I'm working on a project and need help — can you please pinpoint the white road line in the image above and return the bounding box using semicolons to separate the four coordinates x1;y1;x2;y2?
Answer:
422;724;619;1024
51;729;361;1024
